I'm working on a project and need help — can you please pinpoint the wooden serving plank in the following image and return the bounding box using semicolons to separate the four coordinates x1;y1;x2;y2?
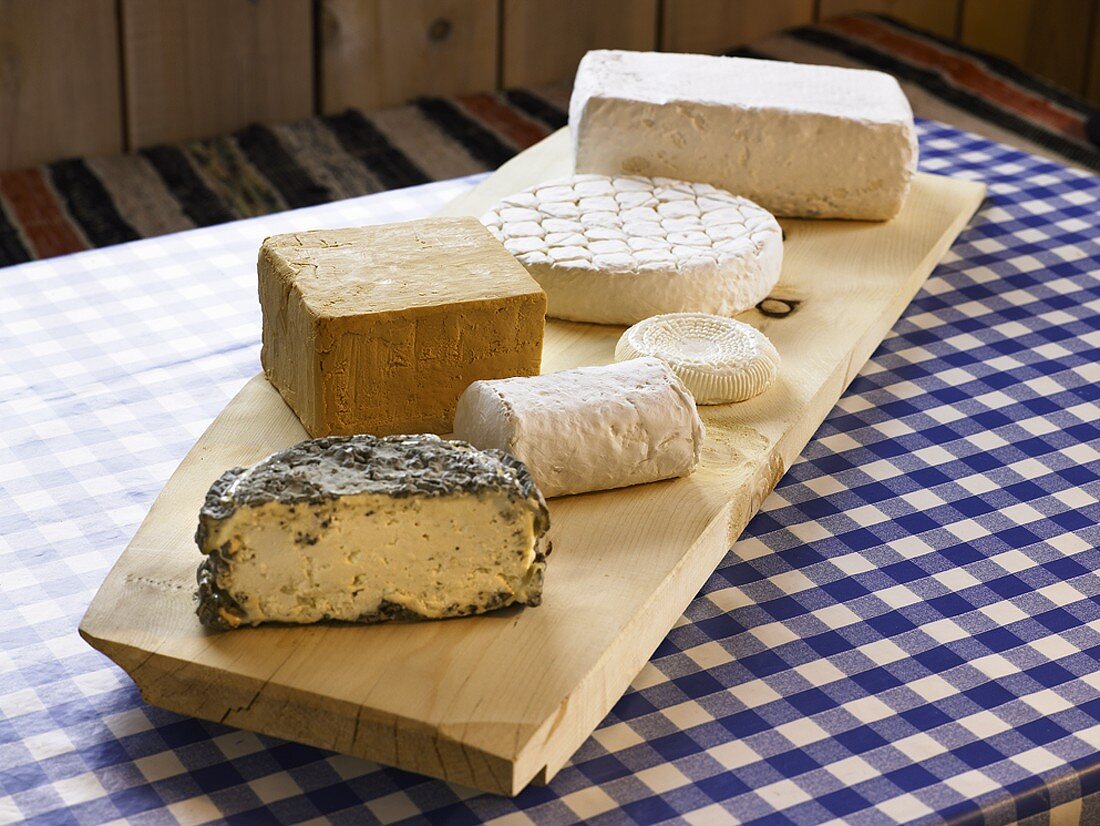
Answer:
80;129;985;796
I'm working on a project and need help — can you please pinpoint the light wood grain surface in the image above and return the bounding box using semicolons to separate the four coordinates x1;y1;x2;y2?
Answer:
320;0;499;113
661;0;815;54
0;0;122;169
501;0;658;87
121;0;313;148
80;128;985;796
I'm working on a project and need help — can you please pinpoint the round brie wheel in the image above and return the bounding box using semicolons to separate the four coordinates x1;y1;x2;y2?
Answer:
481;174;783;325
615;313;781;404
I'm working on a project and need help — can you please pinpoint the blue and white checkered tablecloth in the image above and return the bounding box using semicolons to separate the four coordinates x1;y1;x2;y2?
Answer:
1;121;1098;825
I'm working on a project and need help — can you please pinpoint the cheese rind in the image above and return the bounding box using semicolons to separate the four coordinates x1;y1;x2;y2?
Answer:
195;434;550;629
259;218;546;437
615;313;781;404
482;174;782;325
452;357;705;497
570;51;918;221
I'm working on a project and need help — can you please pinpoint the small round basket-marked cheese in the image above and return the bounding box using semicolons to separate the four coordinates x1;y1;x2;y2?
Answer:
481;174;783;325
615;313;780;404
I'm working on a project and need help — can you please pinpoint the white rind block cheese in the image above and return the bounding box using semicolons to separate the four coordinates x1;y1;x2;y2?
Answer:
570;51;919;221
452;357;705;497
482;174;783;325
195;434;550;629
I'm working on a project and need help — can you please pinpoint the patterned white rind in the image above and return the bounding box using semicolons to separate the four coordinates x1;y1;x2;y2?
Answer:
615;313;781;404
481;174;783;325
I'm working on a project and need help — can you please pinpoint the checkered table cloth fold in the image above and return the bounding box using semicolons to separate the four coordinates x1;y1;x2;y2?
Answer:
1;121;1098;825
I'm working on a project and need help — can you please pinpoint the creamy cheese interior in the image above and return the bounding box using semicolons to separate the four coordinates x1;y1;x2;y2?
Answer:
206;491;540;625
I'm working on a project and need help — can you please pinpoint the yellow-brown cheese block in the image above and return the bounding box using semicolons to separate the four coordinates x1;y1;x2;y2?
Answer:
259;217;547;437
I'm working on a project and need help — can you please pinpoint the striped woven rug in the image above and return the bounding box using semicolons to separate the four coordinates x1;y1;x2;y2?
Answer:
1;14;1096;269
743;15;1100;172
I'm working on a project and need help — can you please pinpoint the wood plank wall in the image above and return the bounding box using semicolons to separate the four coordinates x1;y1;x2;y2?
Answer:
502;0;659;87
121;0;314;149
1;0;1097;170
0;0;122;169
321;0;499;112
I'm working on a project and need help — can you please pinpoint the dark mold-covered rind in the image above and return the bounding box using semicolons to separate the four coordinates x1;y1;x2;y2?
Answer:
484;447;550;536
206;434;548;509
196;555;247;630
194;434;551;630
195;467;246;551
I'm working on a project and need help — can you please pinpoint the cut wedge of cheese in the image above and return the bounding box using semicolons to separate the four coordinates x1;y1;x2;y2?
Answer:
452;357;704;497
615;313;780;404
195;434;550;629
481;174;782;325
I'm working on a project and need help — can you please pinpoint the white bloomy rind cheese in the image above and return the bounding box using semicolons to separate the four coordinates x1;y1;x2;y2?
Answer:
616;313;781;404
195;435;550;629
570;51;918;221
482;174;783;325
452;357;705;497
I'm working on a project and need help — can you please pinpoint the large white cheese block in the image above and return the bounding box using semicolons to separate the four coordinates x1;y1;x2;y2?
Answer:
195;434;550;629
481;174;782;325
452;357;704;497
570;50;918;221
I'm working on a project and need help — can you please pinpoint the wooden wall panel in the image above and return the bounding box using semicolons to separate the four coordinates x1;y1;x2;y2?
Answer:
0;0;122;170
3;0;1100;169
1090;1;1100;104
961;0;1092;94
122;0;313;149
502;0;658;87
661;0;814;54
817;0;960;38
320;0;498;113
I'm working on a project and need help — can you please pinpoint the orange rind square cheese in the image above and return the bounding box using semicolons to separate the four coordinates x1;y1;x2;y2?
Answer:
259;217;547;436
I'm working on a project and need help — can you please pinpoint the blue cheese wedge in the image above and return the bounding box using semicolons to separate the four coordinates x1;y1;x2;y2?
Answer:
195;434;550;630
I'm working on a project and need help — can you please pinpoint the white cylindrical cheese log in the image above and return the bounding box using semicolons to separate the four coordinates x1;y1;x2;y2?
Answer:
452;357;705;497
570;51;918;221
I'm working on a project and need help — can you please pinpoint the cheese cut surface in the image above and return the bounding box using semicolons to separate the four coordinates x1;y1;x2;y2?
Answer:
452;357;704;497
195;434;550;629
259;218;546;437
570;51;918;221
615;313;781;404
481;174;782;325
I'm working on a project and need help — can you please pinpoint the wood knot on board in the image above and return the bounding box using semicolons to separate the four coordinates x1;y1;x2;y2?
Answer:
756;296;800;318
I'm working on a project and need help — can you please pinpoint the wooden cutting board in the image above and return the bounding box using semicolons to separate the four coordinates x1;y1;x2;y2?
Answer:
80;128;985;796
